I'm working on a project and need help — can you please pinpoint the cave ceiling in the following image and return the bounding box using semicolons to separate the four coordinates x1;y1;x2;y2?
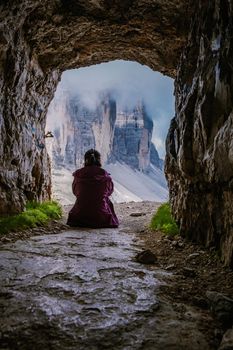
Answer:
1;0;192;77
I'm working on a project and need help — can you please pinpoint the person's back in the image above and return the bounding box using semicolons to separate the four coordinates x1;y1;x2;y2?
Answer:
67;149;119;228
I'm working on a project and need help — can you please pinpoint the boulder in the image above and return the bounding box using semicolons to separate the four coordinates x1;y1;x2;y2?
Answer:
206;291;233;328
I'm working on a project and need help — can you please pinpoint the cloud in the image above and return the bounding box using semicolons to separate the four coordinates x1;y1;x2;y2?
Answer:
49;60;175;158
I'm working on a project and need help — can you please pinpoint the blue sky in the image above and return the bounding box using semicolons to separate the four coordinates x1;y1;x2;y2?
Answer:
57;60;175;158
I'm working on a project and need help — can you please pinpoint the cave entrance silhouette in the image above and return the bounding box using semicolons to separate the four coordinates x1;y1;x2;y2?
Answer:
45;60;173;205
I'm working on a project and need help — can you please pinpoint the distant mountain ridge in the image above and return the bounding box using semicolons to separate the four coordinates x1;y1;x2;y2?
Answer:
46;89;168;203
46;89;163;172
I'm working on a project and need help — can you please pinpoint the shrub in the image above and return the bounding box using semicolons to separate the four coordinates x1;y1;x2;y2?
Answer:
150;202;179;236
0;201;62;235
26;201;62;219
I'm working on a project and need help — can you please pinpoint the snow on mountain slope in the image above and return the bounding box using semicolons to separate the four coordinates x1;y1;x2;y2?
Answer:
106;162;168;203
51;168;76;205
51;162;168;205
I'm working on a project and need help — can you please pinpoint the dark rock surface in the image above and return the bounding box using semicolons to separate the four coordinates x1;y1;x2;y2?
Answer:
0;208;211;350
219;328;233;350
206;291;233;328
165;1;233;267
1;201;233;348
135;249;157;264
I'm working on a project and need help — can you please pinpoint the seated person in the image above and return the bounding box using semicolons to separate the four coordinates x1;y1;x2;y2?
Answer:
67;149;119;228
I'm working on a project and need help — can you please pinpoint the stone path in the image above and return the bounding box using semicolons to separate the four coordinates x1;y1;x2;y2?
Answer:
0;204;212;349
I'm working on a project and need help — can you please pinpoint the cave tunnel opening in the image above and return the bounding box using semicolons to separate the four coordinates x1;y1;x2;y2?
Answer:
45;60;174;206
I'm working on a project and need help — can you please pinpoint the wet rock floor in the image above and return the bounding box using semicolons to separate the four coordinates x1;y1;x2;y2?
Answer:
0;202;219;349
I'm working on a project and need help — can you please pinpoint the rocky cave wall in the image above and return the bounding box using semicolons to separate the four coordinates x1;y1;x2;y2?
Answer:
0;0;189;213
165;0;233;267
0;3;60;213
0;1;233;266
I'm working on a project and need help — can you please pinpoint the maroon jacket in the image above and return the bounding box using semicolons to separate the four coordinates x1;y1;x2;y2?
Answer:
67;165;119;228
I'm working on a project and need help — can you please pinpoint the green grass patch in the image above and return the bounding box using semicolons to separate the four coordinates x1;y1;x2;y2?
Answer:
0;201;62;235
150;202;179;236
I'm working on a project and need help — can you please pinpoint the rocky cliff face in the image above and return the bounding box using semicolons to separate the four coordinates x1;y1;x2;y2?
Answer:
92;95;117;166
47;93;96;169
150;143;163;170
110;103;161;171
47;91;116;169
47;91;161;172
165;1;233;267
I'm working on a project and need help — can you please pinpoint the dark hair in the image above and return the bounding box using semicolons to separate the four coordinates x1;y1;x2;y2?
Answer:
84;149;101;167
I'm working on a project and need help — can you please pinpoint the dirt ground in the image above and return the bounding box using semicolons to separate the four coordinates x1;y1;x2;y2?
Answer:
116;201;233;348
1;201;233;348
1;200;233;307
